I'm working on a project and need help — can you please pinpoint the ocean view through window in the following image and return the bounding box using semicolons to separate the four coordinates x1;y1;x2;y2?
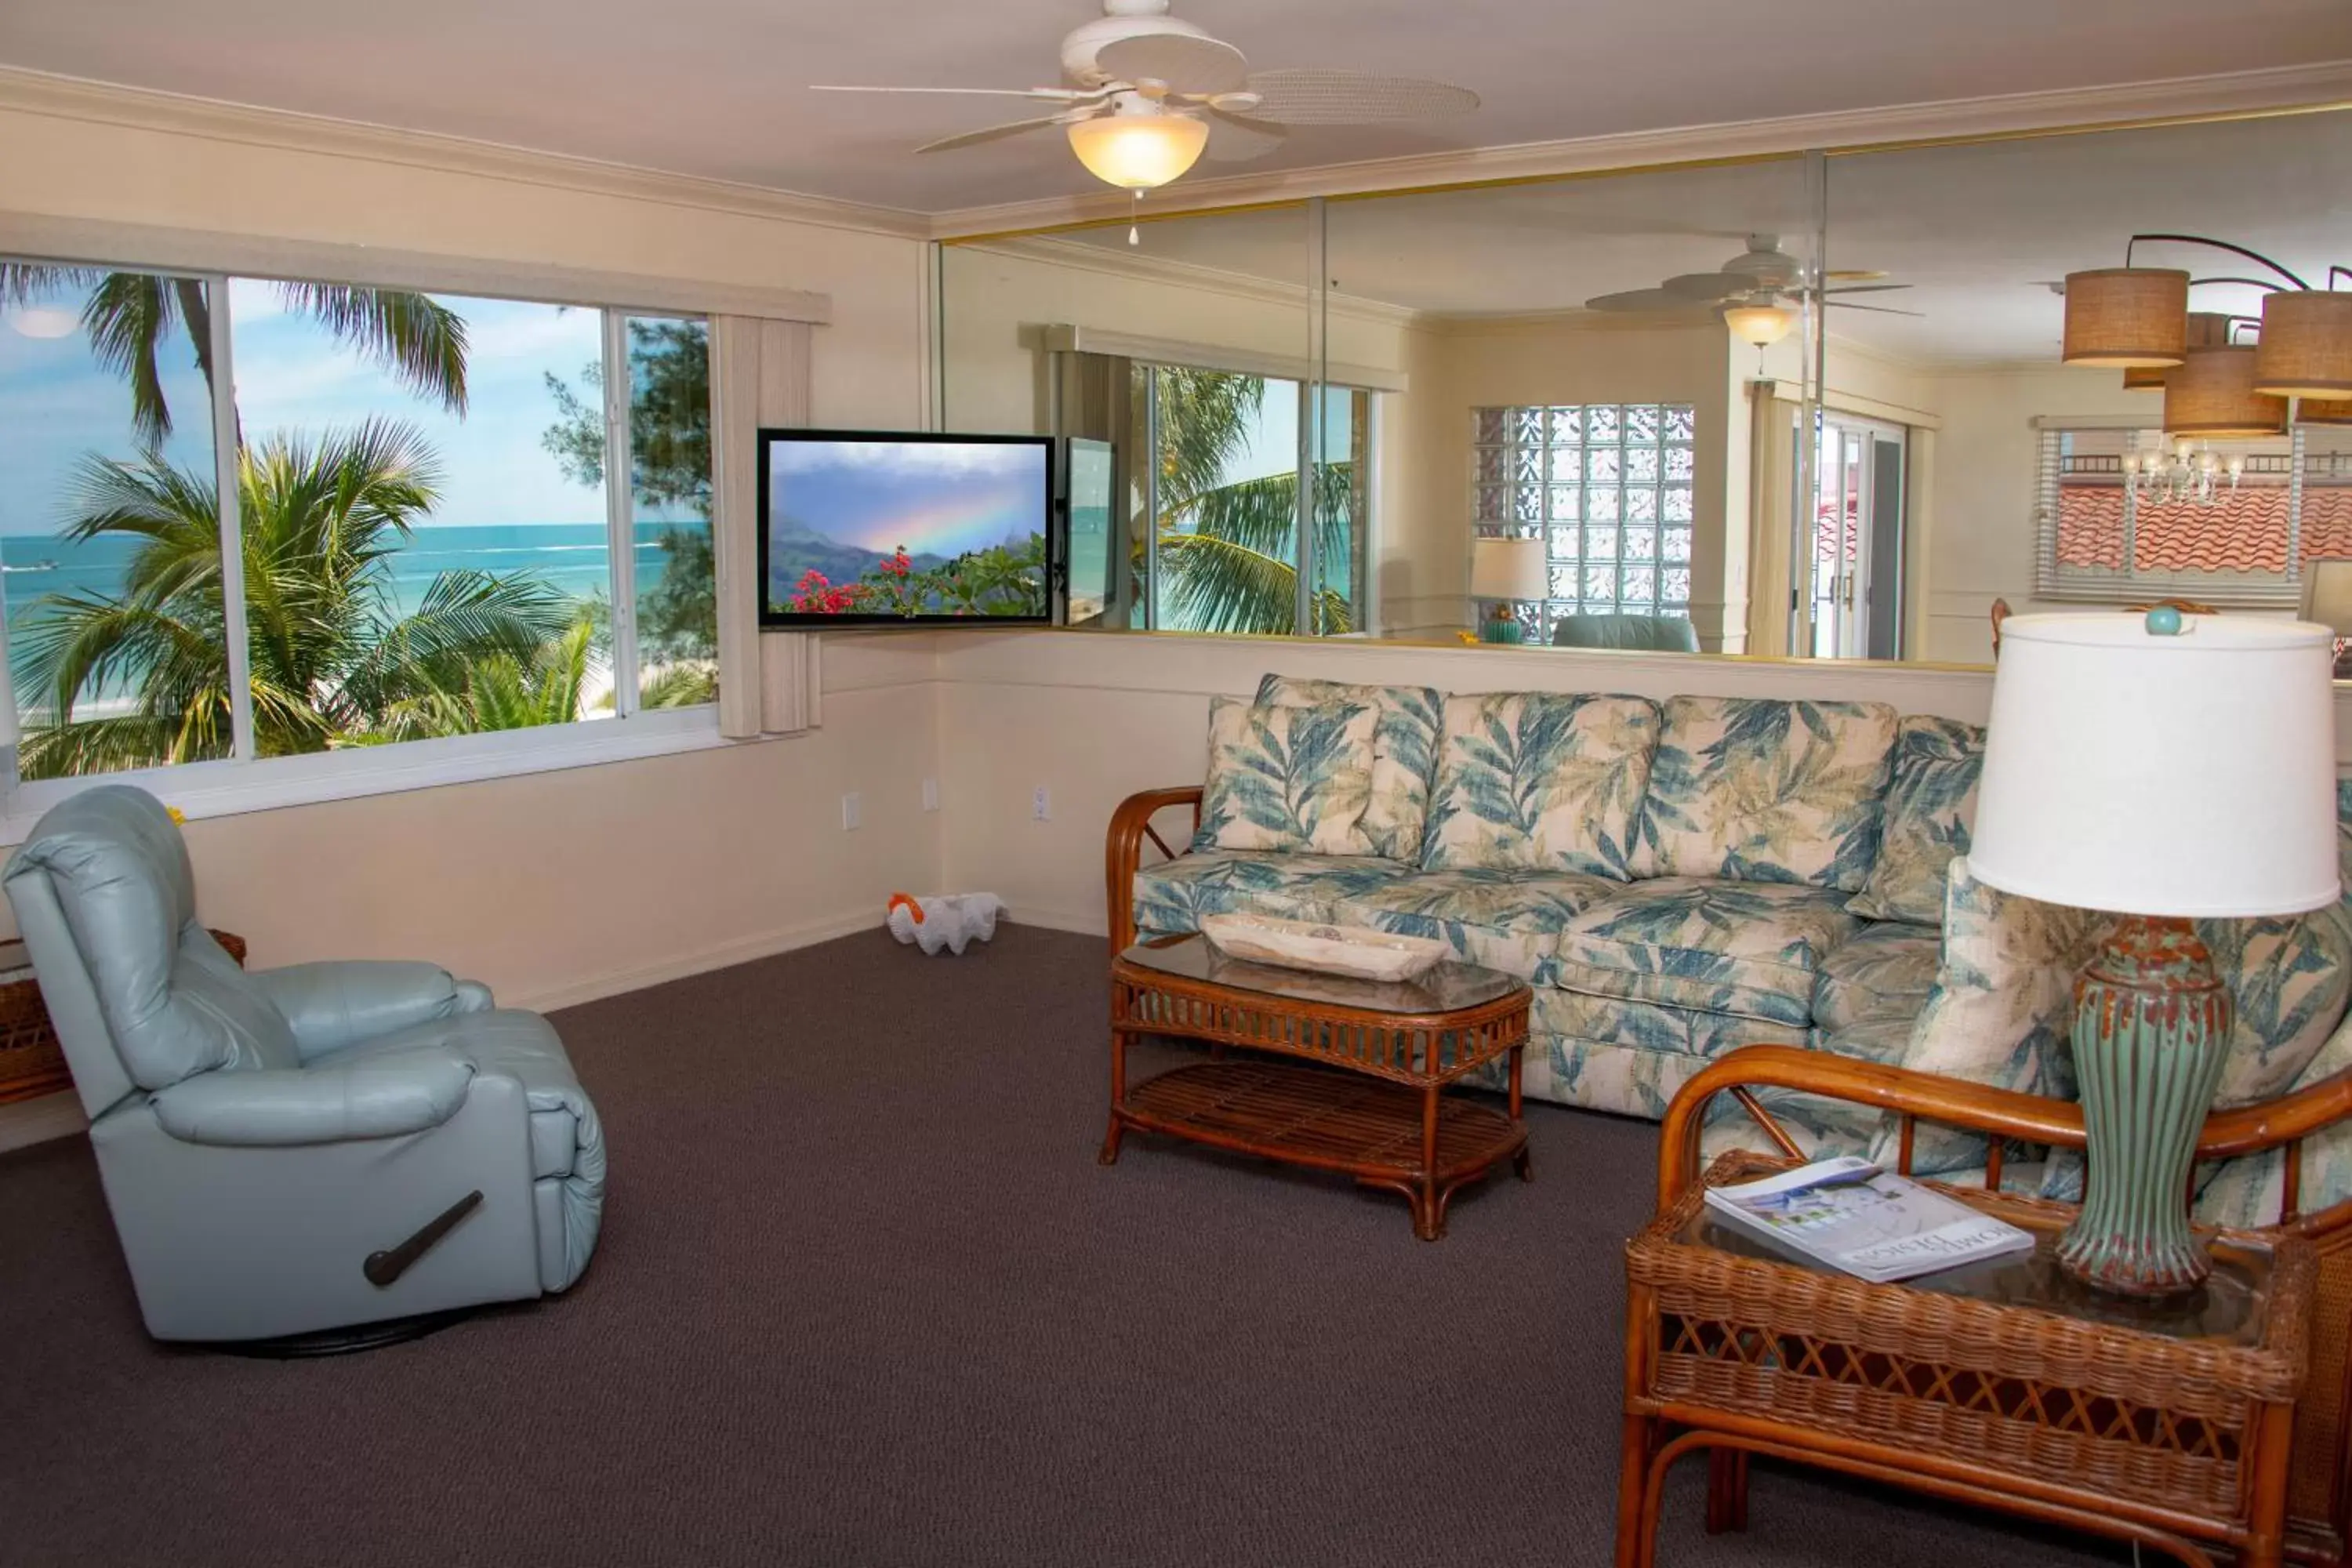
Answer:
0;259;715;799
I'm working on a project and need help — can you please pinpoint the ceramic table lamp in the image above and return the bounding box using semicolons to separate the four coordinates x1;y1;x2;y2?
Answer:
1471;537;1548;644
1970;610;2339;1295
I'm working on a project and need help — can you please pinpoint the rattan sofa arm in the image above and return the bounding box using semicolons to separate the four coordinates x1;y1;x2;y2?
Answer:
1104;786;1205;953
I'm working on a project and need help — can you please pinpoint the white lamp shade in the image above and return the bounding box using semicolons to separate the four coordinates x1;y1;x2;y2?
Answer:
1971;613;2339;917
2303;559;2352;635
1471;536;1548;601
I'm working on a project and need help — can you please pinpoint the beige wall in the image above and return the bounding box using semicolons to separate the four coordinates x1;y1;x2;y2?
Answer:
0;101;946;1150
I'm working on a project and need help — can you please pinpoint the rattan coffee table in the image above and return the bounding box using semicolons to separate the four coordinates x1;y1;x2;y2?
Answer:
1618;1152;2316;1568
1102;935;1533;1240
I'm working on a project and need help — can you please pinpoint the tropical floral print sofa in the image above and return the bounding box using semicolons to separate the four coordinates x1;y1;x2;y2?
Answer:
1107;673;2352;1161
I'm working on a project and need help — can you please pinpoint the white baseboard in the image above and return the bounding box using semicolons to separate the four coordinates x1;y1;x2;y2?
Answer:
1004;903;1108;938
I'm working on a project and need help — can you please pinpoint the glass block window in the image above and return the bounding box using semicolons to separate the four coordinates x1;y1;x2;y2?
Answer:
1472;404;1697;641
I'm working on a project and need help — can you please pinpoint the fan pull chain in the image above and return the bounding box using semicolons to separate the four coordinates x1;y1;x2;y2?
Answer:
1130;189;1142;246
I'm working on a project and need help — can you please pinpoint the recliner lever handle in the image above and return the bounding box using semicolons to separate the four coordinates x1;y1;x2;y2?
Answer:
364;1191;484;1287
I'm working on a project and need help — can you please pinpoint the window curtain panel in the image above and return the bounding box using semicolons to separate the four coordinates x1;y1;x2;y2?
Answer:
710;315;818;739
1745;390;1800;659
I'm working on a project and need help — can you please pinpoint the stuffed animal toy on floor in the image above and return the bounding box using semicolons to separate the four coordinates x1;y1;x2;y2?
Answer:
885;892;1004;956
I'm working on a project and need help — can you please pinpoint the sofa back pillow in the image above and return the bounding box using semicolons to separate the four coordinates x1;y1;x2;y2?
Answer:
1196;695;1382;855
1846;716;1984;926
1634;696;1899;891
1256;676;1444;863
1867;855;2107;1175
1419;691;1661;880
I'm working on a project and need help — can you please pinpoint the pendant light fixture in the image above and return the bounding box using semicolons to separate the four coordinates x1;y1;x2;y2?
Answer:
2256;288;2352;400
2123;311;2235;391
2164;346;2289;439
2062;267;2190;367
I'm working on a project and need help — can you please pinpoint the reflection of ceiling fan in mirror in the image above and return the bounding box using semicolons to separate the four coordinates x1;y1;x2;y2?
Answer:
812;0;1477;196
1584;235;1920;347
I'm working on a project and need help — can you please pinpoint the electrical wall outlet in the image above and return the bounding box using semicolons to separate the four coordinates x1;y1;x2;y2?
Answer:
921;777;939;812
1031;786;1051;822
840;791;862;831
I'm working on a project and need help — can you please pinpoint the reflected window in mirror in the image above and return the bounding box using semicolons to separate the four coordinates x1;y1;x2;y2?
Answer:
1131;363;1375;636
2035;423;2352;608
1472;404;1697;643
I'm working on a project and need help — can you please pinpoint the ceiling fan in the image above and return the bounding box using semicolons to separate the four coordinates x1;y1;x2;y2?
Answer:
812;0;1479;194
1584;235;1921;343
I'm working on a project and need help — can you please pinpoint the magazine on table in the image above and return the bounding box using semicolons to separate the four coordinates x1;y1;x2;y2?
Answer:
1704;1156;2035;1283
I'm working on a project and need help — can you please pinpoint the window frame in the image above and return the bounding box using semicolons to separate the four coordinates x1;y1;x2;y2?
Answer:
0;251;748;842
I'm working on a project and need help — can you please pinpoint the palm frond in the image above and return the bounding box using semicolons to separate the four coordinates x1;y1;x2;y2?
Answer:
274;283;469;415
79;273;181;447
640;662;717;709
1154;532;1303;635
0;263;101;309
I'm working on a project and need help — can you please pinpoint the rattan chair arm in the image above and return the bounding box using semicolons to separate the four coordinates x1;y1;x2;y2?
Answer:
2198;1066;2352;1159
1104;786;1205;953
1657;1046;2085;1209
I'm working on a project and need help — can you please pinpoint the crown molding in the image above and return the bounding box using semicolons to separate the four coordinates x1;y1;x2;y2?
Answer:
964;234;1427;329
0;65;935;241
930;60;2352;239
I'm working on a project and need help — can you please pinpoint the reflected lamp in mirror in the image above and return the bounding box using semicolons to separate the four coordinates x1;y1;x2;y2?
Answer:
1971;612;2339;1296
1470;536;1547;644
2256;290;2352;401
1722;302;1795;348
2163;346;2288;438
2299;557;2352;677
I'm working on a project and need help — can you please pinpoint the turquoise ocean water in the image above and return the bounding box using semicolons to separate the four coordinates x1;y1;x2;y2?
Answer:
0;521;706;638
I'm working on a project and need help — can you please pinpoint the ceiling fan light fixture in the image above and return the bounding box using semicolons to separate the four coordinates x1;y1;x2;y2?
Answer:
2254;289;2352;400
2163;345;2288;439
1066;108;1207;189
1722;303;1795;348
2062;267;2190;368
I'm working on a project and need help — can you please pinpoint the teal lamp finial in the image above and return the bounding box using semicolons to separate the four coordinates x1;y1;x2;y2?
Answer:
2145;604;2185;636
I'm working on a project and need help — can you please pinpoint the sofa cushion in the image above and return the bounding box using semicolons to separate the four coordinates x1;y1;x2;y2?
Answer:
1417;691;1660;880
1132;851;1409;936
2190;1008;2352;1228
1330;866;1618;982
1196;695;1381;855
1846;716;1984;927
1257;676;1443;863
1867;856;2104;1175
1533;986;1809;1059
1633;696;1899;892
1549;877;1864;1028
1813;921;1940;1032
2208;909;2352;1107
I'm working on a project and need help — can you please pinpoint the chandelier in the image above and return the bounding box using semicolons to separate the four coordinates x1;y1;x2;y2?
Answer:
2118;437;2246;509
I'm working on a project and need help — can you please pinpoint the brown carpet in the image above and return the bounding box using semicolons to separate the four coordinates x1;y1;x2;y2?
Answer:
0;924;2123;1568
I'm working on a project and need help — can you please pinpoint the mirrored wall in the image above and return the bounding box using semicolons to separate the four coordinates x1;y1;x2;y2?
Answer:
937;102;2352;666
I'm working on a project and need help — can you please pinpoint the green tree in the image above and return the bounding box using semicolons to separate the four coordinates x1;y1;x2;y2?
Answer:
543;319;717;666
0;266;468;447
1137;366;1356;635
358;613;601;742
14;421;574;779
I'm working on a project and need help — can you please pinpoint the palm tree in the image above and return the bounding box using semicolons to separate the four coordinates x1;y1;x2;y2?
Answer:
0;265;467;446
14;419;574;779
1138;366;1359;635
359;614;601;742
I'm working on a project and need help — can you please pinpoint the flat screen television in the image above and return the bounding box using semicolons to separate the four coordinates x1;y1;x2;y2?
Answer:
757;430;1056;626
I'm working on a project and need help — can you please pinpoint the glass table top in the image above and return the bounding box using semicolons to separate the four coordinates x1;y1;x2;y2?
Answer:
1118;935;1526;1018
1679;1203;2276;1345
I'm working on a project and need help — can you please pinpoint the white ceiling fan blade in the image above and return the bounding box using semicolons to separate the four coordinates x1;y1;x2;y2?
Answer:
1584;288;1702;314
1827;300;1926;318
1095;34;1249;96
1200;107;1288;163
1240;69;1479;125
913;114;1082;155
1661;271;1751;303
811;84;1106;102
1819;282;1914;296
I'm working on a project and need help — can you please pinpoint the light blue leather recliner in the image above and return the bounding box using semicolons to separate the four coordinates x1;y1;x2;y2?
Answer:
2;786;605;1344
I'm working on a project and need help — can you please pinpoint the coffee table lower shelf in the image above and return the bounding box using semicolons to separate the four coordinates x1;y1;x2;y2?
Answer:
1104;1059;1530;1240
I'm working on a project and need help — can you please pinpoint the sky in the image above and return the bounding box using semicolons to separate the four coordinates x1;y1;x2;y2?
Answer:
768;438;1047;557
0;278;612;535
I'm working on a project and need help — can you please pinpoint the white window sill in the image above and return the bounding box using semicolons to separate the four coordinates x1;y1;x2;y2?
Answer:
0;706;761;848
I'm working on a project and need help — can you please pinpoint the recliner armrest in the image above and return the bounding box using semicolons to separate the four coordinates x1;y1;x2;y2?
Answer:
148;1046;477;1146
249;961;493;1060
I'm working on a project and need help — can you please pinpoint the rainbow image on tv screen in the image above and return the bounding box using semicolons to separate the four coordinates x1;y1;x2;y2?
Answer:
759;433;1052;623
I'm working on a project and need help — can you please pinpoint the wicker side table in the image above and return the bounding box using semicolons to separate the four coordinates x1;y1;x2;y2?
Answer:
1617;1153;2315;1568
0;931;248;1105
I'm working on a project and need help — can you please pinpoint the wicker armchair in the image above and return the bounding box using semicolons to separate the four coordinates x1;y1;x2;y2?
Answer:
1659;1044;2352;1566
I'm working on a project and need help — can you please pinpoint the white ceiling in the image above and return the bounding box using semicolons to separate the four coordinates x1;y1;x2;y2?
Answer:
4;0;2351;213
1029;109;2352;364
